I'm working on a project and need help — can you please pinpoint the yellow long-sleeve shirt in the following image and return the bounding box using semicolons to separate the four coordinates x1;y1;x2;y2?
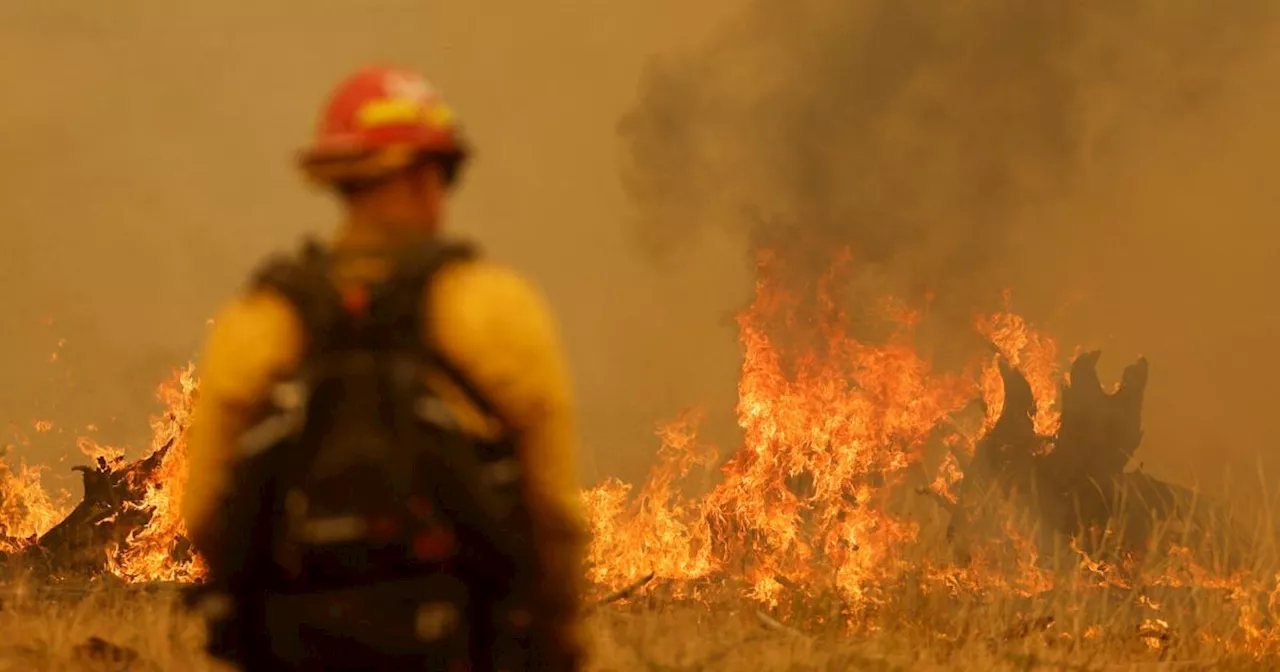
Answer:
181;230;586;655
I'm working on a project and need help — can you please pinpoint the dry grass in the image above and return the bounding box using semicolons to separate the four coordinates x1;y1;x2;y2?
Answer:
0;488;1274;670
0;584;215;672
0;571;1270;671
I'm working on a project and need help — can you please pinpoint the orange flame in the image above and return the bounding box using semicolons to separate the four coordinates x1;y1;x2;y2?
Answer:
0;365;204;581
1;247;1279;662
109;364;205;582
975;291;1062;437
584;249;986;610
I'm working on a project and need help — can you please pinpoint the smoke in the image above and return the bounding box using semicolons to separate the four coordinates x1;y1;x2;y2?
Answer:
615;0;1280;492
619;0;1274;318
1;1;1279;496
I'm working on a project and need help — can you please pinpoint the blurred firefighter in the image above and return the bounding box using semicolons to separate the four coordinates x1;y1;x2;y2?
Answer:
180;65;587;671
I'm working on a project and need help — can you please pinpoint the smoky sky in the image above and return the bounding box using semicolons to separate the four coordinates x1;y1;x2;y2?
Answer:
612;0;1280;497
1;1;1279;501
618;0;1273;317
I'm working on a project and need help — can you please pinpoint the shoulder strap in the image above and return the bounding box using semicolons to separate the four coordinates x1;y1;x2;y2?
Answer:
371;239;505;421
249;237;341;349
246;236;505;424
368;238;476;348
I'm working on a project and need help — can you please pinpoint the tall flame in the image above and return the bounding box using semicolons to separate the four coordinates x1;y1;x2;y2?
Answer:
584;249;1043;610
108;364;205;582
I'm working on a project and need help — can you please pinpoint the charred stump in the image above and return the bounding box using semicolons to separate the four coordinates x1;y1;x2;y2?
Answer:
946;351;1238;563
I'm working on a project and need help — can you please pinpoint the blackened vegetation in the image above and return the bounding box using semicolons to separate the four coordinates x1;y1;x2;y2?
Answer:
0;439;191;577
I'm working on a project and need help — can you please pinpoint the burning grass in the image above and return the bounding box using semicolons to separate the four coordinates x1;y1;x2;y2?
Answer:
579;248;1280;666
0;246;1276;669
578;484;1280;669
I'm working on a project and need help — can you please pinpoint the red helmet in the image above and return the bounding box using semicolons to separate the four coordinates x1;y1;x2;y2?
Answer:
298;66;469;186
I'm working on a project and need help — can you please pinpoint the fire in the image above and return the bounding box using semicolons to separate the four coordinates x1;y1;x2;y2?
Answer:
0;365;204;581
576;246;1280;659
975;292;1062;437
107;364;205;582
0;456;70;553
584;249;1049;611
2;245;1280;660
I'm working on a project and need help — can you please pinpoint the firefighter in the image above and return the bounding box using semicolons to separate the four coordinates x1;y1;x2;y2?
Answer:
181;65;587;670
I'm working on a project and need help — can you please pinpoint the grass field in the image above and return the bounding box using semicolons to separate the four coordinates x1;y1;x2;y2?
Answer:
0;545;1275;672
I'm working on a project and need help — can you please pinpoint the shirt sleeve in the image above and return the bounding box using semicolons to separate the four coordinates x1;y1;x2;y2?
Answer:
426;260;588;649
181;291;304;552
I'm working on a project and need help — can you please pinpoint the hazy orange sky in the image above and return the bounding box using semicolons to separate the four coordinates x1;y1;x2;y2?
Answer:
1;1;1279;500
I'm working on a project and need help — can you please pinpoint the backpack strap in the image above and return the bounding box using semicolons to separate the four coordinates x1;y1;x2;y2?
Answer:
372;239;506;423
249;237;343;352
247;235;506;427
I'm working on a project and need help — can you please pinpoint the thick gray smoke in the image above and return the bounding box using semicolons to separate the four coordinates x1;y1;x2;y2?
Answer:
615;0;1280;495
619;0;1273;317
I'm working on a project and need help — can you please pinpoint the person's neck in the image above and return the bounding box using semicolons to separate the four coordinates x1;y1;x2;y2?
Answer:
334;213;436;249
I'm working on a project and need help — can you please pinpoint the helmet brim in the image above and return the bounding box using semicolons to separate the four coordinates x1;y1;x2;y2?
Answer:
298;143;469;188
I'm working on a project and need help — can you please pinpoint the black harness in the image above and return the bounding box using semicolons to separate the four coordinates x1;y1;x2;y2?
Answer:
187;238;539;671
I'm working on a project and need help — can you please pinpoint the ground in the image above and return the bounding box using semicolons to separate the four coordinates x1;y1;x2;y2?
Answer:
0;581;1269;672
